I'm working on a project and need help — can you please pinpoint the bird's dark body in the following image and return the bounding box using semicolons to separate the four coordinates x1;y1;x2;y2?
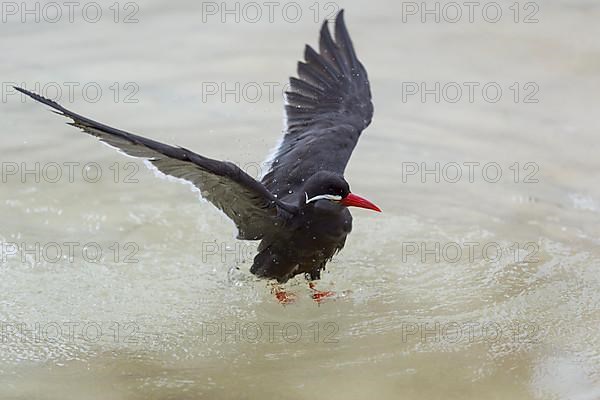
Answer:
14;10;375;284
252;198;353;282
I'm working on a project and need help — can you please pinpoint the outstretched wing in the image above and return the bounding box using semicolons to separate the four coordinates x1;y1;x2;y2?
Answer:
15;87;294;240
261;10;373;198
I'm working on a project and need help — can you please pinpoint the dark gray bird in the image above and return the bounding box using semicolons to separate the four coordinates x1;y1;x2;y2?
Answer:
15;10;379;298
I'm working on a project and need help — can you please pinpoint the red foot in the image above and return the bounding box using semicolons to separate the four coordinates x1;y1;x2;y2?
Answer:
309;283;335;303
274;290;296;304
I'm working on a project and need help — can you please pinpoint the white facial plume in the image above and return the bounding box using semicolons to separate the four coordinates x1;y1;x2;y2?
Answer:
305;192;343;204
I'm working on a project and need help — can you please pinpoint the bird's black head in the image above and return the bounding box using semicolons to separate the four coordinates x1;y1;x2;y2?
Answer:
302;171;350;205
301;171;380;212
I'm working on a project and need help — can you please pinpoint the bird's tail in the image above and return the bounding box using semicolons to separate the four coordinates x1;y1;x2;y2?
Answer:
250;246;298;284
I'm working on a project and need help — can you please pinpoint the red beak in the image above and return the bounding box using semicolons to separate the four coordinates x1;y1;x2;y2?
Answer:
340;193;381;212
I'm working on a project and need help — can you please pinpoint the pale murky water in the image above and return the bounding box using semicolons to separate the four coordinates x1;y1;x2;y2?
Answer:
1;0;600;399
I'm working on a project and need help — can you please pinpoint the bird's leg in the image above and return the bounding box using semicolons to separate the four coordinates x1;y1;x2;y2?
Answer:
270;283;296;304
309;282;335;303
